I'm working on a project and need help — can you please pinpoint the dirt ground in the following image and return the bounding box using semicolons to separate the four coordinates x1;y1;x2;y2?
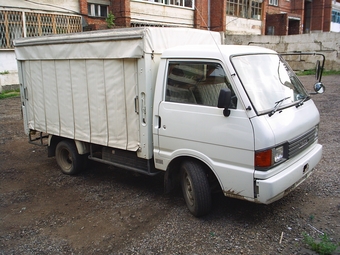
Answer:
0;75;339;254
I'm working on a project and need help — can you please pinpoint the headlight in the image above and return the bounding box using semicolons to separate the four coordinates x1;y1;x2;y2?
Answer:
274;146;284;163
314;125;319;140
255;145;286;169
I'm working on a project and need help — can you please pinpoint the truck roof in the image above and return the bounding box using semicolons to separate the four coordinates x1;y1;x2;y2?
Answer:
161;44;277;60
14;27;222;60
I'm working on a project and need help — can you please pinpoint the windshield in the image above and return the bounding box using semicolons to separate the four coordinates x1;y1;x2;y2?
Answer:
231;54;309;115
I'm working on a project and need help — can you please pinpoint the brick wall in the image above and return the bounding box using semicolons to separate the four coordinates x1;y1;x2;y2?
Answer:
311;0;325;31
111;0;130;27
276;0;291;13
210;0;226;31
194;0;226;31
79;0;116;30
292;0;304;16
322;1;331;32
309;0;332;32
265;0;331;34
79;0;122;31
266;13;288;35
194;0;208;29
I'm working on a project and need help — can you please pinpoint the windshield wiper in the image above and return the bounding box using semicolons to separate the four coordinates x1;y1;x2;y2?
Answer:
268;97;290;117
296;96;310;108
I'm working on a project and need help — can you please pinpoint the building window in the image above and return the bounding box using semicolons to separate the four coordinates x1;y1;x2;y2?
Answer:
251;1;261;19
88;3;108;17
332;10;340;23
0;10;81;49
137;0;194;9
0;11;22;49
226;0;262;20
269;0;278;6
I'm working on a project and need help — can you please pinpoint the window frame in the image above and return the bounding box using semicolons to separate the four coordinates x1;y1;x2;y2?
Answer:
332;10;340;24
87;3;109;17
134;0;195;9
226;0;262;20
165;60;237;108
269;0;278;6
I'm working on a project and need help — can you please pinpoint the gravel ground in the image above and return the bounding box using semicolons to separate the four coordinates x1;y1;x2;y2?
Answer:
0;75;339;254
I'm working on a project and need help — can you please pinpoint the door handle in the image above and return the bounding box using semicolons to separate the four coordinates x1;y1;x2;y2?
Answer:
155;115;161;129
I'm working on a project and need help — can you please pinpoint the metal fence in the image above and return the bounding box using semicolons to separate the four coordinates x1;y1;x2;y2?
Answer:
0;10;82;49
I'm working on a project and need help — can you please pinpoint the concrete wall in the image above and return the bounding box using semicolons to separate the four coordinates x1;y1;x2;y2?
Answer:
0;51;17;72
0;51;19;93
226;16;262;35
225;32;340;71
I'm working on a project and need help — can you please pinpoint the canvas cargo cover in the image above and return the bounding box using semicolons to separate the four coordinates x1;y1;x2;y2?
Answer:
19;57;140;151
14;27;222;60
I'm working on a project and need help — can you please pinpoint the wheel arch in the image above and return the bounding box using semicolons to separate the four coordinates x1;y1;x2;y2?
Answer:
48;136;89;157
164;155;222;194
47;135;64;157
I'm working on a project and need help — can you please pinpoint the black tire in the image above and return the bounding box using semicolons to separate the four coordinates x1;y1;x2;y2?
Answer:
55;140;82;175
180;161;212;217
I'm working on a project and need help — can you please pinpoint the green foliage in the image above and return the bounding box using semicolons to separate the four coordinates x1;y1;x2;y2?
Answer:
106;12;115;28
0;89;20;99
322;70;340;76
296;69;316;76
0;70;10;75
296;69;340;76
303;232;339;255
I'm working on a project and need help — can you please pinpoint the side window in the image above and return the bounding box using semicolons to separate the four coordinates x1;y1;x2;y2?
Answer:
165;61;237;108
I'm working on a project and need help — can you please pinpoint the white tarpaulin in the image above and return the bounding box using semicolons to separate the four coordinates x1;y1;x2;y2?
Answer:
21;58;139;151
14;27;221;60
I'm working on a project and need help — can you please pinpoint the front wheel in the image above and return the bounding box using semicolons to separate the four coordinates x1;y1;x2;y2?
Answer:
180;161;212;217
55;140;82;175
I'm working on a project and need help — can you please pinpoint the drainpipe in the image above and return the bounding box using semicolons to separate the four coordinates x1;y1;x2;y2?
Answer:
208;0;210;30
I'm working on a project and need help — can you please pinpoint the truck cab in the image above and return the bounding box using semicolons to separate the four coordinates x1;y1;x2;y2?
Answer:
153;45;323;216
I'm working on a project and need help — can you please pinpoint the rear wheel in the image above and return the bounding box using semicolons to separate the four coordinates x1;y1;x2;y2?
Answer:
55;140;82;175
180;161;212;217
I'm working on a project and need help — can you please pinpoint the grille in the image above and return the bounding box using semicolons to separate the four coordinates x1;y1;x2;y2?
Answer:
288;126;317;159
0;10;82;49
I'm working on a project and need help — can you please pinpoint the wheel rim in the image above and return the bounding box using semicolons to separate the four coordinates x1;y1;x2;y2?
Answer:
183;171;195;207
59;147;73;171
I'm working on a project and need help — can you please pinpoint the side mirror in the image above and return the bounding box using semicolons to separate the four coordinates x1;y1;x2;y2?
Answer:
218;88;231;117
315;60;322;81
315;60;323;82
314;82;325;94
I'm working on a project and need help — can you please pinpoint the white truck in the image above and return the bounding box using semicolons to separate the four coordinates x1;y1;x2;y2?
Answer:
14;27;325;217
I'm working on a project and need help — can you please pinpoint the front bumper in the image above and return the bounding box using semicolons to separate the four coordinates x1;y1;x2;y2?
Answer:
255;143;322;204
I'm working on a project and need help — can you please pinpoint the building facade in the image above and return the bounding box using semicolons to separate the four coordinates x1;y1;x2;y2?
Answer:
265;0;332;35
0;0;82;89
80;0;227;31
0;0;82;50
80;0;334;35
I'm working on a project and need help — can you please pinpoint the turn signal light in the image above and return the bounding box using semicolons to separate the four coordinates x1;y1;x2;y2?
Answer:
255;149;272;168
255;145;285;169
